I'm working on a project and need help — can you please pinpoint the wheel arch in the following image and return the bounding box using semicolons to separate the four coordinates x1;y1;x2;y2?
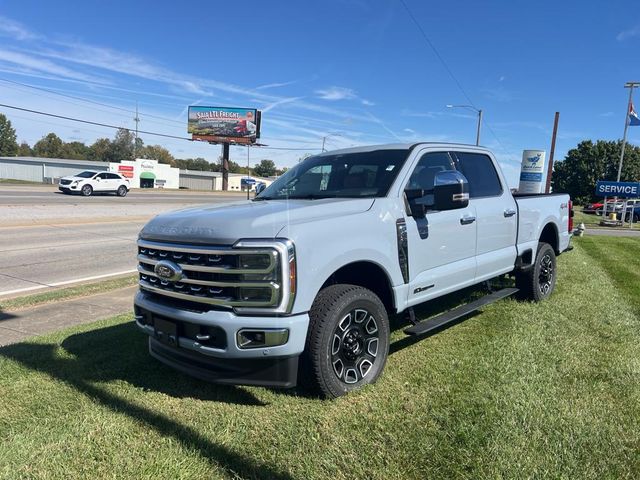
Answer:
539;222;559;254
318;261;397;314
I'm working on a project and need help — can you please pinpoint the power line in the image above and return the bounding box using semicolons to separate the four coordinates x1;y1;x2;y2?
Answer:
397;0;475;108
0;101;322;151
397;0;509;153
0;77;186;127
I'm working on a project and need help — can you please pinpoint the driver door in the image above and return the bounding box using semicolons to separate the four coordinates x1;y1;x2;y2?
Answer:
93;172;109;191
404;151;477;307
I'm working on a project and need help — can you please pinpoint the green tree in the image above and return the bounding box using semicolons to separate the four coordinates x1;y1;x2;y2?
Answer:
17;141;32;157
88;138;113;162
140;145;175;166
0;114;18;156
33;133;65;158
62;141;90;160
253;159;277;177
553;140;640;205
174;157;215;171
111;129;136;161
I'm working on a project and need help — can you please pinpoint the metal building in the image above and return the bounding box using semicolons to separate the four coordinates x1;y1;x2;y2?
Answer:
0;157;109;183
179;169;219;190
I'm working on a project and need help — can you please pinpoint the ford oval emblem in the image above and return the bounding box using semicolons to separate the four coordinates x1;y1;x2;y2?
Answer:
154;260;183;282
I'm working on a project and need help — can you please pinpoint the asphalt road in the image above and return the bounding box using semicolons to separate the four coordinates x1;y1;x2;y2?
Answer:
0;185;246;296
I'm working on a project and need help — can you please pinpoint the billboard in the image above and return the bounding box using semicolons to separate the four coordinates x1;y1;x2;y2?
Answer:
188;106;260;141
518;150;546;194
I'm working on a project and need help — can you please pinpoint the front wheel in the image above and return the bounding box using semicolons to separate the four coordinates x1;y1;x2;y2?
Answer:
516;242;557;302
303;284;390;398
81;184;93;197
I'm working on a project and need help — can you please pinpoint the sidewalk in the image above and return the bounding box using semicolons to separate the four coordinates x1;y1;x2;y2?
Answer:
0;286;136;346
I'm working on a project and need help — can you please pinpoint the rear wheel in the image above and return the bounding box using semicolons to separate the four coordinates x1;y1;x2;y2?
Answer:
516;242;556;302
81;184;93;196
303;284;389;398
117;185;128;197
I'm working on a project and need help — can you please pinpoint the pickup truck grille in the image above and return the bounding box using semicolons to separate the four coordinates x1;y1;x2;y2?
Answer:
137;240;284;309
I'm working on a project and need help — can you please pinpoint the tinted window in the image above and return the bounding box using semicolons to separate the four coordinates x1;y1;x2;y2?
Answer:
96;173;108;179
107;173;121;179
407;152;456;191
256;149;409;200
454;152;502;198
76;171;96;178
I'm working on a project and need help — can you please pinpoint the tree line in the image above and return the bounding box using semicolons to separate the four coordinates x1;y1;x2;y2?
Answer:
0;113;287;178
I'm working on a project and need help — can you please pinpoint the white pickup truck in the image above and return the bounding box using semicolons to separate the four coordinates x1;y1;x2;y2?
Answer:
134;143;573;398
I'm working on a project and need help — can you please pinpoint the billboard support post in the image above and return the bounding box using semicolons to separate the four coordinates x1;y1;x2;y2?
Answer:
222;143;230;191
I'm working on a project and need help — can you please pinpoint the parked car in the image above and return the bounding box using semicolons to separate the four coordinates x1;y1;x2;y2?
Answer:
594;200;624;216
622;199;640;222
133;143;573;398
583;202;604;214
58;171;130;197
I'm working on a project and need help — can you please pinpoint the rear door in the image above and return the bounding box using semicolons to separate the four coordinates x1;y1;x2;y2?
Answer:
403;150;477;306
452;151;517;282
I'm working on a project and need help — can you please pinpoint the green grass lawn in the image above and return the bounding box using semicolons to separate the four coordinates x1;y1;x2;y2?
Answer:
574;207;639;230
1;238;639;479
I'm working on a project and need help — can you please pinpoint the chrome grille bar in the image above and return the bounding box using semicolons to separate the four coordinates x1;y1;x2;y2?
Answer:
136;239;294;311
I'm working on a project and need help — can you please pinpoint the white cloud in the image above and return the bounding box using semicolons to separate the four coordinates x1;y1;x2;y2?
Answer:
261;96;304;113
0;16;39;40
0;48;108;84
315;86;357;101
361;99;375;106
617;25;640;41
499;75;505;82
255;80;297;90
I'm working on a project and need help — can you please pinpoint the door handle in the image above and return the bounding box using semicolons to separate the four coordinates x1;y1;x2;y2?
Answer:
460;215;476;225
504;209;517;217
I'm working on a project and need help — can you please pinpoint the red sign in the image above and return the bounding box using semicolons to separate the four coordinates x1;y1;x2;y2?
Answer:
118;165;134;178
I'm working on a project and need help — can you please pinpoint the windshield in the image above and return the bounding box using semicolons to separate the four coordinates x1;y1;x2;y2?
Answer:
255;149;410;200
75;171;96;178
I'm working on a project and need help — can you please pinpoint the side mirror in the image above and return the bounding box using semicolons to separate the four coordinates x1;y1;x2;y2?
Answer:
433;170;469;211
254;183;266;197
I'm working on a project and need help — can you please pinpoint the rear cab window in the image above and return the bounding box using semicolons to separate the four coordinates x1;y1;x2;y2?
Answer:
452;152;503;198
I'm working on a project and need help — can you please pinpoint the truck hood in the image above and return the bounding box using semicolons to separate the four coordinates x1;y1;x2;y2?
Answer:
139;198;375;244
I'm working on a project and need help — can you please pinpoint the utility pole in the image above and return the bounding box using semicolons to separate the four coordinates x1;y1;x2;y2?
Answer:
134;101;140;159
545;112;560;193
446;104;483;145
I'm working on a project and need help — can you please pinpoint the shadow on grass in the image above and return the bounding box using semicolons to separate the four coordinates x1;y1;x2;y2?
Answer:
388;281;510;355
0;321;295;480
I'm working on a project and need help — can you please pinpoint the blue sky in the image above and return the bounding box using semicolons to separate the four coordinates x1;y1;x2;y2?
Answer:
0;0;639;185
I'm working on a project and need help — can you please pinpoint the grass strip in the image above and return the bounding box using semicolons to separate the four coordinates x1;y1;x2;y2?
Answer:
0;275;137;311
0;240;639;478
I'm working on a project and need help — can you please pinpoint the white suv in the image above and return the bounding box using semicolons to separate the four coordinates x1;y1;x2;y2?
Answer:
59;171;130;197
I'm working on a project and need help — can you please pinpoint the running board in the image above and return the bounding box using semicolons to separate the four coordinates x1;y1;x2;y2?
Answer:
403;287;519;336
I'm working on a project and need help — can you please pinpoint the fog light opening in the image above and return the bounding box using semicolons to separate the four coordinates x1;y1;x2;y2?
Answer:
237;329;289;349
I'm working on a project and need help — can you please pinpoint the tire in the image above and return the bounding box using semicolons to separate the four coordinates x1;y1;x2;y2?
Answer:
516;242;557;302
303;284;390;399
117;185;128;197
81;184;93;197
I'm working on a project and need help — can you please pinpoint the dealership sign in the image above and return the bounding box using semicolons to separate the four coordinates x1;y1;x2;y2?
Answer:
188;106;261;141
595;180;640;198
518;150;547;194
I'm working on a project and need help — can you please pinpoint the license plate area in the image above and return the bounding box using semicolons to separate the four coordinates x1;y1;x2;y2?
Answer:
153;317;178;347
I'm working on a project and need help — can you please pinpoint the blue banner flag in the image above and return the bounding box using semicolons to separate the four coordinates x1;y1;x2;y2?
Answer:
630;102;640;126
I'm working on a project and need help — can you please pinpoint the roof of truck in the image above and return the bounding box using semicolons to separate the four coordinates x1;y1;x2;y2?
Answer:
316;142;492;156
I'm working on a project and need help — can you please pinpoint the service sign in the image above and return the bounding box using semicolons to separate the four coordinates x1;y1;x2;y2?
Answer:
595;181;640;198
188;106;260;139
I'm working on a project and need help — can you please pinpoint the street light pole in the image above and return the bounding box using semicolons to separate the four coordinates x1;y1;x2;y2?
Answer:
446;104;483;146
321;132;343;152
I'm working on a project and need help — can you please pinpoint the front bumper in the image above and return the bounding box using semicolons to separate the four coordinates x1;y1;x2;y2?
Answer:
134;290;309;387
